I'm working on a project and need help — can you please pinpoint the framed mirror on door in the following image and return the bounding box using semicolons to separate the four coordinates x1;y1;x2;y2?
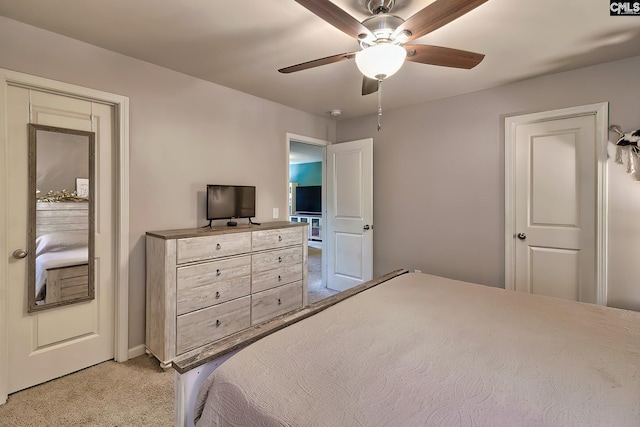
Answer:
27;124;95;312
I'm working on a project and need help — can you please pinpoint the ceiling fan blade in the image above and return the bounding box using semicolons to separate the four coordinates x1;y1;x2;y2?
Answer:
405;44;484;69
362;77;379;95
279;52;357;74
295;0;375;40
396;0;489;42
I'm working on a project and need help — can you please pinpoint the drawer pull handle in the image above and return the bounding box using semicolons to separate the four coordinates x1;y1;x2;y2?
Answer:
216;269;221;276
278;236;282;242
216;243;221;250
278;298;282;305
215;291;220;299
278;256;282;263
216;320;221;327
278;275;282;281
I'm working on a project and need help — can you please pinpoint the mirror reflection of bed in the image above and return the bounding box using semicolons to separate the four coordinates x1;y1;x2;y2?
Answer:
34;202;89;305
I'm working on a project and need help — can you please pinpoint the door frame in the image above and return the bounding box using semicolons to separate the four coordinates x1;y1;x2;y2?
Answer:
286;133;329;286
504;102;608;304
0;69;130;403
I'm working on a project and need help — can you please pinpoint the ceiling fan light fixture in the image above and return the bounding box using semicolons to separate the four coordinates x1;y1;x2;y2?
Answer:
355;43;406;80
366;0;396;14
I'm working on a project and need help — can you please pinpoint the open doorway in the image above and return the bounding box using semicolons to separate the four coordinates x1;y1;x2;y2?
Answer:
288;137;338;304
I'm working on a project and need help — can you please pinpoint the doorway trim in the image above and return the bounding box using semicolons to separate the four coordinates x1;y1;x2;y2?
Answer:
0;69;130;403
504;102;608;305
286;133;329;285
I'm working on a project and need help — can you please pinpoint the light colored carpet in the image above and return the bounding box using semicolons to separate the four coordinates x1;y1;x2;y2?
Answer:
0;355;173;426
307;242;339;304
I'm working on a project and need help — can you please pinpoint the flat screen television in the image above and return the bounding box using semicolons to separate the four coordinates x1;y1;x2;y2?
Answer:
295;185;321;214
207;185;256;226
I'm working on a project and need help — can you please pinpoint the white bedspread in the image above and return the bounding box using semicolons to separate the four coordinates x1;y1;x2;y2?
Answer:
195;272;640;426
34;231;88;300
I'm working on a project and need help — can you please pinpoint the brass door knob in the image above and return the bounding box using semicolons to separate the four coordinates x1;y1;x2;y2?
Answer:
12;249;27;259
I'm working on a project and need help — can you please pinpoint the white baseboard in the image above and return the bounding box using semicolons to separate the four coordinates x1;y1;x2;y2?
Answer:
128;344;146;360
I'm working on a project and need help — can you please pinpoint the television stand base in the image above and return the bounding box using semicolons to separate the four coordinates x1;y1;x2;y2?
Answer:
227;221;237;227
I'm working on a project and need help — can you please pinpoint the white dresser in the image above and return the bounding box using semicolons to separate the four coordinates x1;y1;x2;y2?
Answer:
145;222;308;367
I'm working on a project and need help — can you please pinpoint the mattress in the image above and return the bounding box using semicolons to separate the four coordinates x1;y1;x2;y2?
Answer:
34;231;88;300
195;272;640;426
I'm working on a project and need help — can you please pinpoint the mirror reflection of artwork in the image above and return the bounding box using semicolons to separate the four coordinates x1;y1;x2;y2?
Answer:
29;124;95;312
76;178;89;198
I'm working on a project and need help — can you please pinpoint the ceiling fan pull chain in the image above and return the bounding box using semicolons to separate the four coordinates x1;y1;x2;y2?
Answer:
377;79;383;131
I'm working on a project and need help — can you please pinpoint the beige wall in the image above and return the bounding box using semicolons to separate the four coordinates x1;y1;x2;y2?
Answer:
337;55;640;312
36;132;89;195
0;16;336;349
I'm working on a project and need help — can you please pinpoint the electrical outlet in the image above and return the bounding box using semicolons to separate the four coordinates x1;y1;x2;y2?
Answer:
414;269;422;273
273;208;279;219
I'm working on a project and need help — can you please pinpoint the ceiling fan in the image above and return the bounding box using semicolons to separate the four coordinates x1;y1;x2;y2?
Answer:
279;0;490;96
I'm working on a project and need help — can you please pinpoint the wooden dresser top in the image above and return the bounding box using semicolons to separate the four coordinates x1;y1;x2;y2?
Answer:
146;221;307;240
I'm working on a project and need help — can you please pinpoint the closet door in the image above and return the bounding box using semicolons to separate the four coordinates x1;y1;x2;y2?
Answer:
6;87;115;393
505;103;608;304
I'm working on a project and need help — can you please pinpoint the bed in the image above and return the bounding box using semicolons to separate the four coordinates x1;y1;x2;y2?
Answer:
34;201;90;304
34;231;88;303
185;271;640;427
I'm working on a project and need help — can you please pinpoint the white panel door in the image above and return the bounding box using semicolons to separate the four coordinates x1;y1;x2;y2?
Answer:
326;139;373;292
6;87;115;393
513;113;597;302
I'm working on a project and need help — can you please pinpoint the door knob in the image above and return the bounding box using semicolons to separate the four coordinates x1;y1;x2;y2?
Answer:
12;249;28;259
517;232;527;241
363;225;370;231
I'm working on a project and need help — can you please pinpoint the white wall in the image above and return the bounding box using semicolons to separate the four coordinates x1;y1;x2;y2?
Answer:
337;55;640;312
0;16;336;349
36;132;89;195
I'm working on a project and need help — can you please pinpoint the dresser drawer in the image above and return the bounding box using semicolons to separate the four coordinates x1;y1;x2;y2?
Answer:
176;232;251;264
252;263;303;293
176;296;251;354
176;255;251;315
252;227;303;251
252;246;302;274
251;281;303;325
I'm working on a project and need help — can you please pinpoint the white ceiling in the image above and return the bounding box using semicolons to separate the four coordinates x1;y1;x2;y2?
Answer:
1;0;639;120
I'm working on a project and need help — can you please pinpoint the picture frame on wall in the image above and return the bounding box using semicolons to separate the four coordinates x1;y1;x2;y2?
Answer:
75;178;89;198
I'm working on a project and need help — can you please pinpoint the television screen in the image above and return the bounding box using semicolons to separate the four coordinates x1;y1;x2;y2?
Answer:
207;185;256;220
295;186;321;214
